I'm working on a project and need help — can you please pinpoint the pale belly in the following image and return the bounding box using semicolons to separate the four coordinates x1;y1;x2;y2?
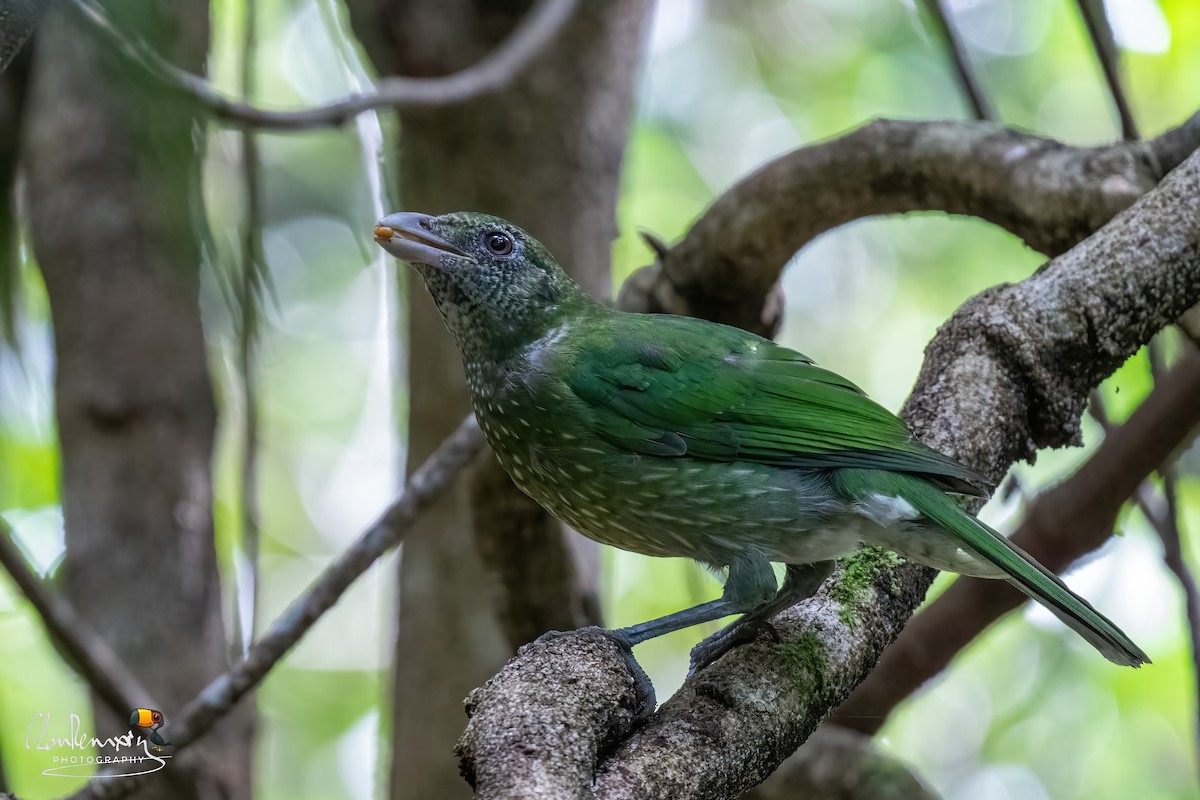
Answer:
477;402;999;577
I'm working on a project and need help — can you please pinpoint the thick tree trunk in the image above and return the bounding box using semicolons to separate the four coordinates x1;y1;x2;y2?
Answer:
349;1;651;796
22;4;252;797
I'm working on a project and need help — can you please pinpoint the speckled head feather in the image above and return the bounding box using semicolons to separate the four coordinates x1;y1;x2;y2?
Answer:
375;211;594;365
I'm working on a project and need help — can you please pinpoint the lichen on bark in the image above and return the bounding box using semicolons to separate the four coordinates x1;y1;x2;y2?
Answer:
833;548;906;628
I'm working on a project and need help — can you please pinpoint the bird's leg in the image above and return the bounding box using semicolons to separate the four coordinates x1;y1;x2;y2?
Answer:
610;549;779;644
610;598;735;645
533;553;777;717
534;603;739;721
689;560;836;675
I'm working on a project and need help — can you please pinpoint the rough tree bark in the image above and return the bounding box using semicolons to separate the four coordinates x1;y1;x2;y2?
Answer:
347;1;651;796
456;138;1200;798
21;3;252;798
742;726;936;800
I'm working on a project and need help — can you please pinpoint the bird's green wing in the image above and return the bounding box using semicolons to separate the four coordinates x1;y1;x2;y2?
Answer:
566;313;989;496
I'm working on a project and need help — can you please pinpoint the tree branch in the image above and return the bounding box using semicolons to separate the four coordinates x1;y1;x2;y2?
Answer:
741;725;937;800
833;344;1200;734
1143;466;1200;785
1130;342;1200;786
618;113;1200;334
457;143;1200;799
456;630;646;798
66;416;485;800
919;0;994;121
67;0;579;131
1075;0;1140;140
1;519;219;798
0;518;159;718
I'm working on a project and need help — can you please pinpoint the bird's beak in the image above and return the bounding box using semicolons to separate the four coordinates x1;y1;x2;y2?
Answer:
373;212;475;267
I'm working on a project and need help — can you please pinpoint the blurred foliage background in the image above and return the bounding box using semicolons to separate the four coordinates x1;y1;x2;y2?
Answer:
1;0;1199;798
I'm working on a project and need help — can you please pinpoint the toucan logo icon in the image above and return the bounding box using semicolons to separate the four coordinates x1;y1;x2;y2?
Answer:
129;708;171;748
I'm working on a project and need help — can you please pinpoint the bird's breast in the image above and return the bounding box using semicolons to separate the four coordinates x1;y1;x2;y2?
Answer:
468;361;857;566
477;415;850;564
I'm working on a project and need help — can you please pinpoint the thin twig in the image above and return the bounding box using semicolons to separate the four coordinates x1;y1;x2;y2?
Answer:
1146;341;1200;787
1075;0;1140;140
0;518;159;718
1104;383;1200;787
66;0;579;131
918;0;994;121
67;415;485;800
0;524;213;796
1149;470;1200;778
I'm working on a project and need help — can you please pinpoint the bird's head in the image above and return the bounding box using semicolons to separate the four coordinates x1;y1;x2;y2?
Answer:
374;211;589;361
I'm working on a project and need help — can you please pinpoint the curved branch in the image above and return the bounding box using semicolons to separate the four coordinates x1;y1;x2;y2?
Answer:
0;518;158;719
618;113;1200;334
458;145;1200;799
67;417;485;800
68;0;579;131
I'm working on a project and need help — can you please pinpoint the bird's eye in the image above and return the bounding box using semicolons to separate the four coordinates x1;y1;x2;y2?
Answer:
485;231;514;256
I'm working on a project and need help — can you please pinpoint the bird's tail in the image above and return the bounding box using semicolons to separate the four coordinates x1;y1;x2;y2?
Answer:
840;469;1150;668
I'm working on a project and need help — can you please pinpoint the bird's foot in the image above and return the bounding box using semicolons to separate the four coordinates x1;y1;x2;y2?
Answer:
688;617;781;677
530;626;656;720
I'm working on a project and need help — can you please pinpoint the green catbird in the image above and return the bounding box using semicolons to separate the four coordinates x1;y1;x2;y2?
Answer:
374;210;1148;679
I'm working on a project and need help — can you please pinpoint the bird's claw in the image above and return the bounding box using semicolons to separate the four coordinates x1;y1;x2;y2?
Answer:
688;618;780;676
530;626;656;720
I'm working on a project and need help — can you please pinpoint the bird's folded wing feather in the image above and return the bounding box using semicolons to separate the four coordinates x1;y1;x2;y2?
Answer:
565;315;989;496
